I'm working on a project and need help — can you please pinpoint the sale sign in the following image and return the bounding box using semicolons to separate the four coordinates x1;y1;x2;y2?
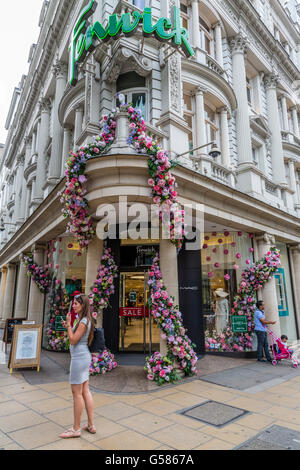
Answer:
119;308;149;318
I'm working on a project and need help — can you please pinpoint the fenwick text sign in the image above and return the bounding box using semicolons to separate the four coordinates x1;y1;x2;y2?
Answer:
69;0;195;86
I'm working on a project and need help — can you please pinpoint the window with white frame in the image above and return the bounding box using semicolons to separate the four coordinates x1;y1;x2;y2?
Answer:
204;104;219;144
183;92;195;154
116;72;148;121
246;77;253;106
180;1;190;30
199;17;215;57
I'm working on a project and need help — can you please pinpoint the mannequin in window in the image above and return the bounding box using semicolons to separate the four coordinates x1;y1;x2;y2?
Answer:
213;288;229;334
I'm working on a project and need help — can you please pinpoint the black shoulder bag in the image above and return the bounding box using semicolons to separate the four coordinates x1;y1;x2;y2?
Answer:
89;327;106;353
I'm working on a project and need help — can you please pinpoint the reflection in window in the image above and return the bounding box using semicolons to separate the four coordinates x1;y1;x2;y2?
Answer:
133;0;145;9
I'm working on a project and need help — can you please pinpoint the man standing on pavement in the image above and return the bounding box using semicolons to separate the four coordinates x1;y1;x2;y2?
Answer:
254;300;276;363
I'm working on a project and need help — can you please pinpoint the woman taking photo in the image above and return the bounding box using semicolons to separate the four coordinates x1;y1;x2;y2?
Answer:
59;294;96;438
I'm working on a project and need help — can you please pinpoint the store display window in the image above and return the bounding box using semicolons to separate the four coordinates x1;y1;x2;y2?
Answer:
202;231;254;347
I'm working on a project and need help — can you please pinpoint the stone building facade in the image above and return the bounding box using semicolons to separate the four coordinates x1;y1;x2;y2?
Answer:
0;0;300;354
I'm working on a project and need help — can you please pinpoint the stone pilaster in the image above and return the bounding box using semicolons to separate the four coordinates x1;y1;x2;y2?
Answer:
14;255;30;319
289;245;300;335
256;233;281;338
48;61;68;187
27;244;46;325
15;155;25;228
74;106;84;150
230;34;253;167
33;98;51;205
2;263;16;323
264;74;287;187
159;239;179;356
280;94;289;132
219;106;230;167
0;266;8;325
213;22;224;68
85;237;104;328
61;124;72;177
291;106;300;138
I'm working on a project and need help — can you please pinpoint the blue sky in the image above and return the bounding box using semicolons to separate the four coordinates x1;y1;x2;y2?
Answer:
0;0;43;144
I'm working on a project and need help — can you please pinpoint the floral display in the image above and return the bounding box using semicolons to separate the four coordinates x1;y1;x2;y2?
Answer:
205;247;281;352
45;280;69;352
23;253;53;294
89;245;118;314
86;245;119;376
145;352;182;386
60;103;184;251
89;350;118;376
147;255;198;384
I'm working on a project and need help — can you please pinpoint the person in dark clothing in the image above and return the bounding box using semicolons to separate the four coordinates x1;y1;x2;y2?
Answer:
254;300;276;362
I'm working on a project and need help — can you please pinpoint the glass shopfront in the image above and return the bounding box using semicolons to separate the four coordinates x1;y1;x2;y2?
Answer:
119;240;160;353
276;242;297;341
202;231;254;345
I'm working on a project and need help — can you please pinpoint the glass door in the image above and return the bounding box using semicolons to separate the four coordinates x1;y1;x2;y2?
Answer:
119;272;160;353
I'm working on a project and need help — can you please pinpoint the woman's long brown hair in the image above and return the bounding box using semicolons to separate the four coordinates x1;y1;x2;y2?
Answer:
73;295;94;346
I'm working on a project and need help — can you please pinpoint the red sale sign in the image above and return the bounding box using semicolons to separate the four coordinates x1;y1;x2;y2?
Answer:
119;307;149;317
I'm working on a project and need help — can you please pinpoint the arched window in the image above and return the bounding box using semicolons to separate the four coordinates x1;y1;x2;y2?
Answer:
116;72;148;120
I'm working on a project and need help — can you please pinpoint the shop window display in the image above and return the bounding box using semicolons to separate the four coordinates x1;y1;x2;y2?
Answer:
276;242;297;341
202;231;254;349
43;236;87;350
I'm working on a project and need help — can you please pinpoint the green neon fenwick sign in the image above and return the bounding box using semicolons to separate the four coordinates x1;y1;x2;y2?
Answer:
69;0;195;86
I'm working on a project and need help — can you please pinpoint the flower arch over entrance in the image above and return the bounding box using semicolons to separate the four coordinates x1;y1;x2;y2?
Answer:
60;104;184;252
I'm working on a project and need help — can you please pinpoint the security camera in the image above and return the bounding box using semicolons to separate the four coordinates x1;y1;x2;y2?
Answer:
209;144;221;159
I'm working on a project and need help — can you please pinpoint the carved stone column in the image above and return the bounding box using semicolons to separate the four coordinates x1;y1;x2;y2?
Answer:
85;238;104;328
288;159;298;205
48;61;68;187
2;263;16;322
219;106;230;167
27;244;46;324
0;266;8;324
289;245;300;334
291;106;300;138
61;124;72;177
280;94;289;132
213;22;224;68
74;106;84;150
264;74;286;187
14;255;30;319
15;155;25;228
230;34;253;167
191;0;201;60
159;239;179;356
33;98;51;205
256;233;281;337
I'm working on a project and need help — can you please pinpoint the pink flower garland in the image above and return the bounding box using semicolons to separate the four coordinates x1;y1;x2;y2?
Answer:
23;254;53;294
147;255;198;383
88;245;119;375
89;245;118;314
205;247;281;352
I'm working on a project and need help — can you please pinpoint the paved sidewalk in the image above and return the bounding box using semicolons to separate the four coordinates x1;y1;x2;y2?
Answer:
1;342;300;450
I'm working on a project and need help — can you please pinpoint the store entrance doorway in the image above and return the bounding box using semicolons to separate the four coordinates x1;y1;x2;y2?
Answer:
119;271;160;353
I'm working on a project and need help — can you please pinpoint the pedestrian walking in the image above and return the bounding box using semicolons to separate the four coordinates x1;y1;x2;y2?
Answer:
59;294;96;438
254;300;276;363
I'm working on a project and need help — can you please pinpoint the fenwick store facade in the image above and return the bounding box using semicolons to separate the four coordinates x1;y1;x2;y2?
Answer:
1;0;300;362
